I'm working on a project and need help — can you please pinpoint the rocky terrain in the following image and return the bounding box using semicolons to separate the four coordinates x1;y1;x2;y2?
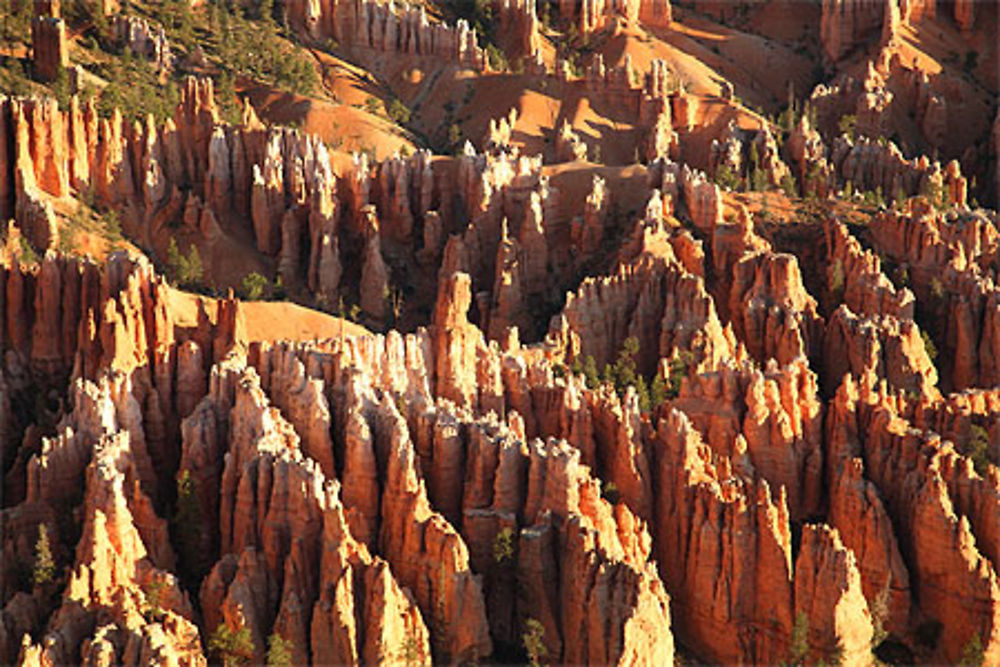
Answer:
0;0;998;665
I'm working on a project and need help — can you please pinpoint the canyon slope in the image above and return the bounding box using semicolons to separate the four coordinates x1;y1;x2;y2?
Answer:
0;0;998;664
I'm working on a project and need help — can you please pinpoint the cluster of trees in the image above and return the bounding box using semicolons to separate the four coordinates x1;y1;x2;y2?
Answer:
209;622;294;666
962;424;999;477
211;4;317;98
0;0;33;52
567;338;691;414
165;239;204;290
96;49;181;122
714;143;783;196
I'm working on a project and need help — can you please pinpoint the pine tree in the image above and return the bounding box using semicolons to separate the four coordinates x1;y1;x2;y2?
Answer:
492;527;515;564
582;355;600;389
33;524;55;588
787;612;810;665
958;633;985;667
523;618;547;667
186;245;203;285
266;633;293;666
209;621;254;666
173;470;208;582
166;238;185;285
649;373;667;409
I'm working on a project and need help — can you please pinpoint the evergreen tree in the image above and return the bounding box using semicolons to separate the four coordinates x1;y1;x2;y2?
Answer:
33;524;55;588
649;373;668;409
582;355;600;389
173;470;209;582
787;612;810;665
266;633;293;667
240;272;269;301
492;527;515;564
523;618;547;667
958;633;985;667
184;243;203;287
209;621;254;666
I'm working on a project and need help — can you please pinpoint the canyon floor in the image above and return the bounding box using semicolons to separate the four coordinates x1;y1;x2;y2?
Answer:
1;0;999;665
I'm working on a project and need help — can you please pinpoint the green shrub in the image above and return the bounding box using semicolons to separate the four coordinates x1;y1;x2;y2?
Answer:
649;373;668;409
